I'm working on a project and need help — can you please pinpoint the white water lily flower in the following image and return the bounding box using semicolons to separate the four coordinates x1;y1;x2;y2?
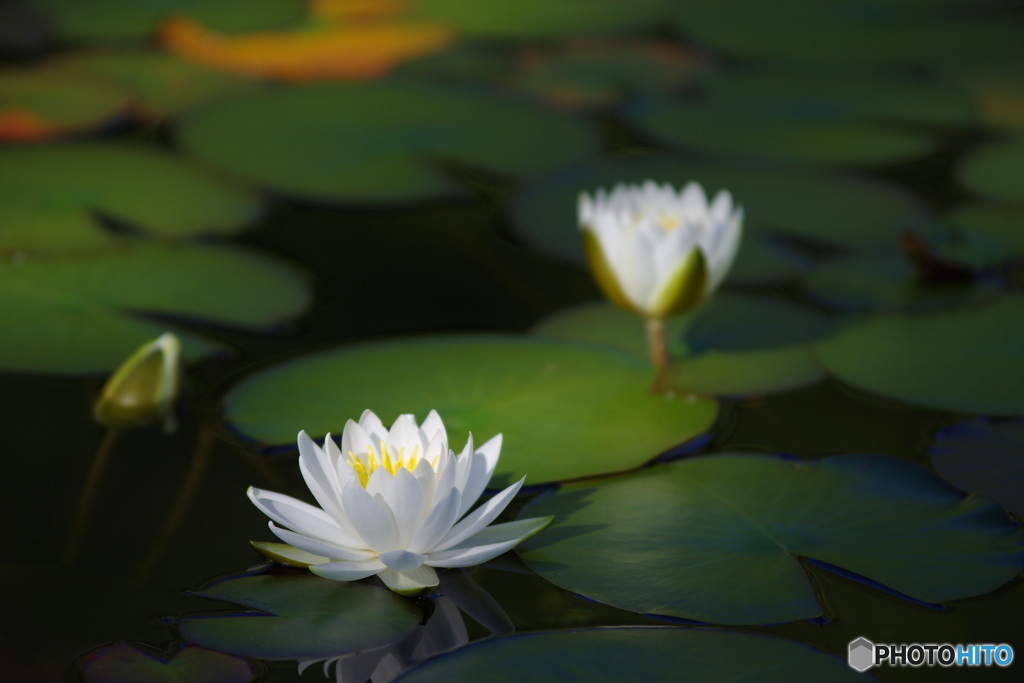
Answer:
579;180;743;319
248;410;552;596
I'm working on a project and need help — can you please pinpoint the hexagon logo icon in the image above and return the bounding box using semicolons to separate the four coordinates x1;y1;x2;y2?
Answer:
848;637;875;672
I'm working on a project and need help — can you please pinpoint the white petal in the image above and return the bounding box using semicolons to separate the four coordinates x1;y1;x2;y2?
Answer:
378;549;427;572
269;522;374;561
707;206;743;291
296;432;345;522
377;565;439;595
365;465;394;499
382;468;426;547
341;420;373;457
407;487;461;554
341;482;397;552
248;487;360;548
680;182;708;222
386;414;424;457
425;538;523;568
358;409;387;441
310;558;385;582
432;477;524;552
456;434;502;519
413;457;438;508
419;410;447;445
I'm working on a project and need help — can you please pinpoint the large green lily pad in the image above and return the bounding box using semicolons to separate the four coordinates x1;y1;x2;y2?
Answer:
51;51;258;119
802;248;998;312
932;419;1024;514
176;82;600;203
177;574;422;660
518;453;1023;624
24;0;305;42
0;143;261;252
408;0;670;39
0;243;310;374
225;335;718;484
958;137;1024;204
0;69;127;141
942;204;1024;259
625;93;935;166
78;642;253;683
672;0;1020;67
396;627;860;682
814;295;1024;415
508;155;928;263
533;298;829;396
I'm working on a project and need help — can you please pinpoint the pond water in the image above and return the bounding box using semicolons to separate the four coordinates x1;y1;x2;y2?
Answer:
3;1;1024;682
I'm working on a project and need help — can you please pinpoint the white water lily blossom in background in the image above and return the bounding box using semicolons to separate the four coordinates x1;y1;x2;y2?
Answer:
579;180;743;320
248;410;553;595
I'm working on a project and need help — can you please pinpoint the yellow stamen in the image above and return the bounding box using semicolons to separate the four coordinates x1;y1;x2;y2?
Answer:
347;444;424;487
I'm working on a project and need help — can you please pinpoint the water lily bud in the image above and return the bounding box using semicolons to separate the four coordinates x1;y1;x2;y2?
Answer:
579;180;744;319
93;333;181;433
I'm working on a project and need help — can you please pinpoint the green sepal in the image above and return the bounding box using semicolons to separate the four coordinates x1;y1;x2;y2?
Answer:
650;248;708;318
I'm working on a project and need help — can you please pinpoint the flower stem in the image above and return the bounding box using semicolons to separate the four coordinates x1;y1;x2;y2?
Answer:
646;317;668;369
132;424;215;586
63;429;120;566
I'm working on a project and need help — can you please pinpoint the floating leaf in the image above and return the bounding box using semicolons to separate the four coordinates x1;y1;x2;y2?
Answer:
78;642;253;683
0;143;261;252
407;0;670;39
942;204;1024;258
51;51;259;119
958;137;1024;204
506;41;705;109
672;0;1020;68
177;82;600;202
802;248;998;313
508;155;927;265
533;298;828;396
178;574;422;660
814;296;1024;415
625;93;935;166
225;335;718;484
0;243;310;374
161;16;454;82
24;0;306;42
396;627;860;682
519;453;1023;624
932;419;1024;514
0;69;127;142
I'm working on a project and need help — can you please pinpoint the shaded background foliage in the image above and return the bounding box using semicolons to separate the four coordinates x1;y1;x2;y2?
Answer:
2;0;1024;681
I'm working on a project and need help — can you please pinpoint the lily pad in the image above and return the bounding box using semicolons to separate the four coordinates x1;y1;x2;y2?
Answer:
802;248;998;312
814;296;1024;415
178;573;422;660
672;0;1021;67
51;51;259;119
225;335;718;484
78;642;252;683
408;0;669;39
0;243;310;374
0;69;127;142
533;298;828;396
0;143;262;252
508;155;928;263
932;419;1024;514
24;0;306;42
958;137;1024;204
396;627;860;682
518;453;1024;624
625;93;936;166
176;82;600;203
941;204;1024;258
